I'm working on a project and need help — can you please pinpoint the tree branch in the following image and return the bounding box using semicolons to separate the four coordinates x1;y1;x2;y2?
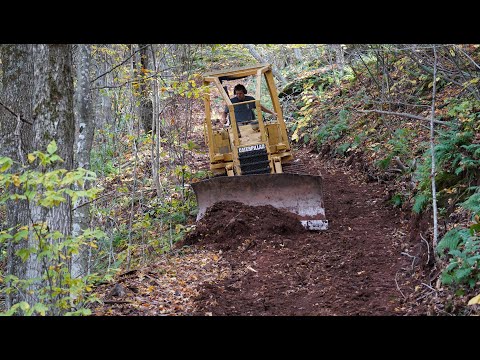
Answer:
90;44;151;84
0;100;33;125
355;109;450;126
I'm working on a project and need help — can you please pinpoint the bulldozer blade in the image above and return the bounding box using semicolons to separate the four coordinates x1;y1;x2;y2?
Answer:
191;173;328;230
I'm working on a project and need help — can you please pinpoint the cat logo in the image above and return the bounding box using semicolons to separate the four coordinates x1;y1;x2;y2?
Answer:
238;143;266;153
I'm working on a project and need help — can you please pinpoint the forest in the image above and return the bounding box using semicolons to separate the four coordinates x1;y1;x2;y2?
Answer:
0;44;479;316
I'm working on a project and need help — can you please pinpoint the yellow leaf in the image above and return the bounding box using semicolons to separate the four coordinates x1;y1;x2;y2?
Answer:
291;129;299;142
12;175;20;187
467;294;480;306
28;153;36;163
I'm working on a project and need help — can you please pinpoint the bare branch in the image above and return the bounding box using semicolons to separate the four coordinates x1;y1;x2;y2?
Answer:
395;271;407;299
0;100;33;125
453;44;480;71
419;233;431;265
90;44;151;84
421;282;437;292
355;109;450;126
367;99;431;109
393;156;409;172
401;251;417;270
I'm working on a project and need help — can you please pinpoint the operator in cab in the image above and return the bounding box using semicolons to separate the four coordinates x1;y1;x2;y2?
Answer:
221;84;277;126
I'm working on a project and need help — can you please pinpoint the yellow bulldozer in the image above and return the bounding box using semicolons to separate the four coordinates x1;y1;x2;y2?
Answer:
192;63;328;230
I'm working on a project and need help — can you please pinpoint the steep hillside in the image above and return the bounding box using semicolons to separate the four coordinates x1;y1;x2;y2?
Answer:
92;47;480;316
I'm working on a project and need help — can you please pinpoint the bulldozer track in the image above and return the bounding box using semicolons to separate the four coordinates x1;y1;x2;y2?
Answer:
282;160;310;175
209;159;313;177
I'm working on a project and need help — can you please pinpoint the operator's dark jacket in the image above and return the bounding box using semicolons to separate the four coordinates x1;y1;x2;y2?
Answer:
224;95;257;123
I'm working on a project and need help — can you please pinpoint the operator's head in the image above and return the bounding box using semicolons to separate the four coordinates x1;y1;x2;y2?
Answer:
234;84;247;100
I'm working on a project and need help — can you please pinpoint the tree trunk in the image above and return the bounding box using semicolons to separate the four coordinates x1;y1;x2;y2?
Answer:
327;44;345;77
26;44;75;308
96;49;113;128
0;44;34;309
430;45;439;263
293;47;303;63
244;44;288;85
138;44;153;134
72;44;95;278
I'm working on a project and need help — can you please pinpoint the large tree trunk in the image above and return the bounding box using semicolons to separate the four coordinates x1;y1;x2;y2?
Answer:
0;44;34;309
72;44;95;278
26;44;75;309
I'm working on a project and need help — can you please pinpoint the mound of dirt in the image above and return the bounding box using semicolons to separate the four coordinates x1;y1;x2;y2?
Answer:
180;201;306;251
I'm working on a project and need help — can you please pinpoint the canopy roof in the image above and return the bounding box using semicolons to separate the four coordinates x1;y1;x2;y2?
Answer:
203;63;271;82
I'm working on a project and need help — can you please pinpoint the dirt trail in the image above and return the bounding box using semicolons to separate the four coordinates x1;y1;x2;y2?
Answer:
93;147;429;316
187;149;426;315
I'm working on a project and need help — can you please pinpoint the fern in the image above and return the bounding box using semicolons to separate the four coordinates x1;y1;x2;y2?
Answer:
412;193;429;214
437;228;480;289
335;142;351;157
437;227;470;254
453;267;472;282
316;109;350;145
460;188;480;217
461;143;480;158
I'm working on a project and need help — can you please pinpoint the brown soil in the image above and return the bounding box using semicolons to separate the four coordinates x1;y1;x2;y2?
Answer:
93;146;434;316
181;148;430;316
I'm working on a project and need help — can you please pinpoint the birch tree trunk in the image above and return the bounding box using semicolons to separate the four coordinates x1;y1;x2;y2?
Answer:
0;44;34;309
72;44;95;278
26;44;75;307
430;45;439;262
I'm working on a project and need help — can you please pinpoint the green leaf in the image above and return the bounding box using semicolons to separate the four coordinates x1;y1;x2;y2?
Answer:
0;157;13;172
47;141;57;155
39;192;66;207
24;190;35;201
13;228;29;242
19;301;30;312
48;154;63;163
4;301;30;316
65;308;92;316
32;303;48;316
16;247;33;262
0;231;13;242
